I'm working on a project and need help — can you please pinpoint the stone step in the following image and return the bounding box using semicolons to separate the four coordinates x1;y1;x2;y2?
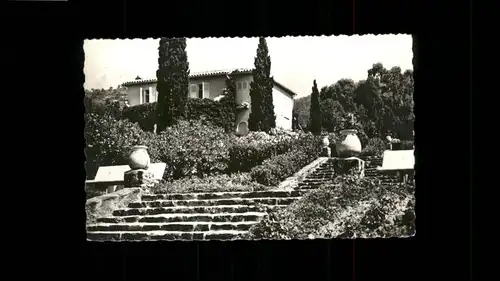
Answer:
112;205;286;217
309;168;335;172
87;221;257;232
306;171;335;175
96;212;267;224
142;190;301;201
301;178;333;183
128;197;300;209
304;175;336;180
87;230;247;241
297;184;324;190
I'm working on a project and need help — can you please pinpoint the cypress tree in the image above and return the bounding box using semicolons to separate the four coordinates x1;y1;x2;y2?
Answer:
156;37;190;133
220;71;238;132
309;79;322;135
248;37;275;132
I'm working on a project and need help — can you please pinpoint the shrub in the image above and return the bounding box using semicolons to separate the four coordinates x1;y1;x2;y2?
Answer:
245;175;415;239
85;113;149;180
249;134;322;186
147;118;232;180
227;130;302;173
85;97;125;120
85;114;232;181
400;140;414;150
121;103;157;131
150;173;270;194
359;138;386;157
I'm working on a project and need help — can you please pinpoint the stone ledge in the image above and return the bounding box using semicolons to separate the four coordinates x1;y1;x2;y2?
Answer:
87;230;247;241
142;190;302;201
96;213;267;224
86;188;143;224
124;169;158;188
112;204;287;216
87;221;258;232
129;197;300;208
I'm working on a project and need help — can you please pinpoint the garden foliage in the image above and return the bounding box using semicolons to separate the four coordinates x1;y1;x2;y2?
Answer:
249;134;322;186
150;173;269;194
245;175;415;239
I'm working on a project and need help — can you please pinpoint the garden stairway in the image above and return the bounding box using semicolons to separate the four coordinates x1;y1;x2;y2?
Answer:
87;190;304;241
296;156;399;191
362;156;400;185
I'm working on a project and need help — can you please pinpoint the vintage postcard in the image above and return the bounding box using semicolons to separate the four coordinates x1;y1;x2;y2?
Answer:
84;35;415;241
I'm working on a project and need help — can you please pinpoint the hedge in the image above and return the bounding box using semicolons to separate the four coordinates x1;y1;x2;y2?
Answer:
150;173;270;194
249;134;322;186
85;113;231;181
244;175;415;239
227;130;306;173
121;98;236;132
121;103;157;131
85;113;150;180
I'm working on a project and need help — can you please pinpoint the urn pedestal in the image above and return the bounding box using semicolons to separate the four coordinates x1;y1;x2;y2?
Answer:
124;145;155;189
335;129;362;158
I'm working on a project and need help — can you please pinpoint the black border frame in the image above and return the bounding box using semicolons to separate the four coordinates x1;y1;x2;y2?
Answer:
8;0;471;280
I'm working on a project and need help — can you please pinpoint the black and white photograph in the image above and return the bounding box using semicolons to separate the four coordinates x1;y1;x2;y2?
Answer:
84;35;416;241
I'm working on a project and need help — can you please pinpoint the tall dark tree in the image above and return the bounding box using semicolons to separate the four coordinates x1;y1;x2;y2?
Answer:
219;71;238;132
248;37;275;132
156;37;190;133
309;79;322;135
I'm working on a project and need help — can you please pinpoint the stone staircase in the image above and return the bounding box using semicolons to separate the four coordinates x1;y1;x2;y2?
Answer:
297;158;340;191
362;156;400;185
87;156;404;241
296;156;399;190
87;190;305;241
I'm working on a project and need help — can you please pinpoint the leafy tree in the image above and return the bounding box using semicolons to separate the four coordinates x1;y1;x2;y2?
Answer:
248;37;275;132
156;37;190;133
297;62;414;141
84;86;128;118
320;78;357;112
320;99;345;133
309;80;322;135
292;96;311;131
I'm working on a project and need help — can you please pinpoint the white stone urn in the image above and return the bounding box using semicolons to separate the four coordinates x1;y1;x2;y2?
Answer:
336;129;362;158
128;145;150;170
322;136;330;147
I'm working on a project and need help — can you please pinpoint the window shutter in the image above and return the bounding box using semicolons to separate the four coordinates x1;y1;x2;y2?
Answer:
202;82;210;99
149;87;153;102
139;88;143;104
189;84;199;98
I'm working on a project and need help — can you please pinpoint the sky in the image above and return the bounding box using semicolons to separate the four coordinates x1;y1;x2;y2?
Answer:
84;35;413;98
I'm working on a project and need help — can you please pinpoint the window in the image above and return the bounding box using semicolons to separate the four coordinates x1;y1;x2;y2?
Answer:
197;83;203;99
189;83;210;99
236;81;247;91
189;84;199;98
142;88;150;103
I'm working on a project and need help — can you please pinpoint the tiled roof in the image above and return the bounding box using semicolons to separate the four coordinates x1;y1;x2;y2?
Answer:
122;68;252;86
122;68;296;96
